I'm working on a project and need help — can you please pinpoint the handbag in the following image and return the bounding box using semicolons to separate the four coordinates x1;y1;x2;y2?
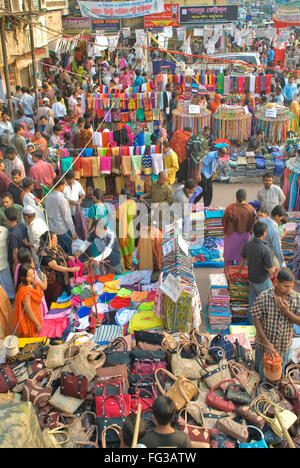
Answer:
96;363;128;382
210;428;238;448
256;382;293;416
95;393;131;419
0;364;18;393
237;405;266;430
196;357;231;390
217;417;249;444
62;412;99;449
161;332;177;353
178;408;210;448
10;361;29;393
135;331;163;346
16;342;48;362
190;329;211;357
238;425;268;448
254;396;298;437
229;361;260;397
209;334;234;362
281;364;300;412
97;398;126;447
49;387;84;414
37;404;62;431
155;368;198;412
225;383;252;406
69;344;106;382
129;374;157;398
45;337;79;369
101;424;121;449
60;372;88;399
103;339;131;369
21;368;54;408
144;110;153;122
206;380;236;413
171;345;202;380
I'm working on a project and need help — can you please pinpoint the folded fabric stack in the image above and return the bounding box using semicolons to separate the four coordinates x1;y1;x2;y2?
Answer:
226;266;249;323
208;274;231;330
281;221;298;267
245;152;257;178
236;156;247;177
189;206;205;241
205;209;224;238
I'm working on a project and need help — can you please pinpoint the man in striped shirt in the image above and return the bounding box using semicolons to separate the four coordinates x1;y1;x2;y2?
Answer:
252;269;300;380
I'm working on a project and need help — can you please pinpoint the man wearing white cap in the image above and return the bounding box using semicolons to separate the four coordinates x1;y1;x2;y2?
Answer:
35;98;51;124
22;205;47;265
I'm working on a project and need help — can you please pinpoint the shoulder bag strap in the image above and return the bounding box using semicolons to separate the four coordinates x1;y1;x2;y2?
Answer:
154;368;176;396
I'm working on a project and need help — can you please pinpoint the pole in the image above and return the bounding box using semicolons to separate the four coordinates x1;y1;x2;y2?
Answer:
0;16;13;119
27;0;39;110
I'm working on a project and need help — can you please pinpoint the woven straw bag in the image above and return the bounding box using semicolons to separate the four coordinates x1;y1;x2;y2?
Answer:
45;337;80;369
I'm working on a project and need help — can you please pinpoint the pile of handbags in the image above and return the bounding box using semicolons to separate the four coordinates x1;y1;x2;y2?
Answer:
0;330;300;449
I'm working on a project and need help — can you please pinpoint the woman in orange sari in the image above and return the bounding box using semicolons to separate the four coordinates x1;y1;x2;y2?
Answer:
14;264;43;337
79;122;94;148
31;130;48;153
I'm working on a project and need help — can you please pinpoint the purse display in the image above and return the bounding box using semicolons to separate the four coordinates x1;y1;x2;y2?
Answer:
49;387;84;415
254;396;298;437
21;369;54;408
16;342;48;362
103;339;131;369
69;345;106;382
155;368;198;412
101;424;121;449
60;372;88;399
171;346;203;380
45;337;79;370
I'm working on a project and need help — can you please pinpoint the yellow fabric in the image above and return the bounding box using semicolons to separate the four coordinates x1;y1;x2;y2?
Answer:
50;301;72;310
103;280;120;294
128;310;163;333
18;337;49;348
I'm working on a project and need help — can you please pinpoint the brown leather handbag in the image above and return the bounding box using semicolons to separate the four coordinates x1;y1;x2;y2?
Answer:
60;372;88;399
237;405;266;430
217;417;249;444
21;368;54;408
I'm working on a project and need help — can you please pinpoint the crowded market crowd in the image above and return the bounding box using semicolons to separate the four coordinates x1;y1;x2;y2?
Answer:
0;31;300;450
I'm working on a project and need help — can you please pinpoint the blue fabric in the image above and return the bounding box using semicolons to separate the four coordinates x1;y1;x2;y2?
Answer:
256;158;266;169
98;292;117;303
77;306;91;319
260;217;285;267
83;148;94;157
57;231;73;256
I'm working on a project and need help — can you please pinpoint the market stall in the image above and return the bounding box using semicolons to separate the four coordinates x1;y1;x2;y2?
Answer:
254;104;297;144
212;105;252;142
171;101;211;135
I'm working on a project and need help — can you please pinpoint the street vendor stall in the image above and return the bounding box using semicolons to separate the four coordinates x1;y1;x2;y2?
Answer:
171;101;211;135
254;103;297;144
212;105;252;142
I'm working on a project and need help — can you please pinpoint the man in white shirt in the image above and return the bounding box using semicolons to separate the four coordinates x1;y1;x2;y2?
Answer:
52;93;67;121
5;146;25;179
19;87;34;118
22;205;47;266
257;172;286;216
63;171;85;217
0;112;14;139
68;92;79;114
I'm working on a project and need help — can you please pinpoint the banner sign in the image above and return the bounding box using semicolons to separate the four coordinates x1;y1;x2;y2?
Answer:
144;3;179;28
179;5;238;24
91;19;120;33
78;0;164;18
62;17;91;33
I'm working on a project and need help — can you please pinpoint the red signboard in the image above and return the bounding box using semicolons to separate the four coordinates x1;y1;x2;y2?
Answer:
144;3;179;28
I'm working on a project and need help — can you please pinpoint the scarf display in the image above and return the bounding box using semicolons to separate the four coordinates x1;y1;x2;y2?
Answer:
171;103;211;136
254;104;297;144
212;106;252;142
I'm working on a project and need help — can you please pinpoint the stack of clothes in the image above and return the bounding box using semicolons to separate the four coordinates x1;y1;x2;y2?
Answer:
245;152;257;178
205;209;224;238
208;273;231;330
189;206;205;241
236;155;248;177
226;266;249;324
281;221;298;268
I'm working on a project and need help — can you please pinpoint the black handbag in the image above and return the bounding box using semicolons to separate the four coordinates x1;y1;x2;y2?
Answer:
97;395;126;448
103;339;131;370
130;349;166;362
225;383;252;406
134;331;163;346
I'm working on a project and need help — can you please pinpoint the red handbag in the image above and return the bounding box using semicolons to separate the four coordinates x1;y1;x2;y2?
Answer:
206;380;236;413
60;372;88;399
95;394;131;418
178;409;210;448
0;364;17;393
131;358;166;375
131;376;158;413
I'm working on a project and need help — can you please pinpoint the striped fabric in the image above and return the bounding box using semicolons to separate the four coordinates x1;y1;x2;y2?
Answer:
93;324;123;344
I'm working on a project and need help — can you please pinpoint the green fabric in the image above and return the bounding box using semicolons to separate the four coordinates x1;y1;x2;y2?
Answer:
217;73;224;95
117;288;132;297
0;203;22;229
60;157;74;175
131;155;142;174
117;200;136;257
138;301;154;311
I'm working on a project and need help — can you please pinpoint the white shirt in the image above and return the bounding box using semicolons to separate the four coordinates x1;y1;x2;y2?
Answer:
52;101;67;119
28;217;48;265
63;180;85;216
68;95;78;113
23;193;46;222
257;184;286;216
0;226;9;270
0;121;14;138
